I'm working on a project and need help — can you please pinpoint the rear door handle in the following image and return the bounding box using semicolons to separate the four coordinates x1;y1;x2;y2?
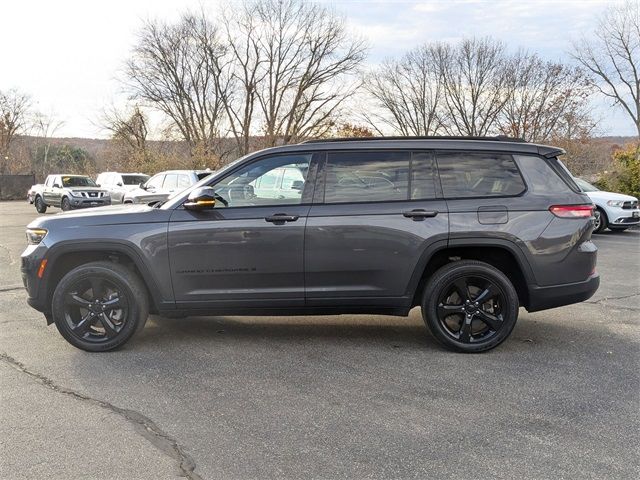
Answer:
265;213;299;223
403;209;438;219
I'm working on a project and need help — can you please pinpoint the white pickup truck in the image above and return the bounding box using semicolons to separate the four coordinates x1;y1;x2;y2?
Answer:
28;174;111;213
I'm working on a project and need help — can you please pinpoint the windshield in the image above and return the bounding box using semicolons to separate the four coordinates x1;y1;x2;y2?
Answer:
574;177;599;192
62;176;97;187
122;175;149;185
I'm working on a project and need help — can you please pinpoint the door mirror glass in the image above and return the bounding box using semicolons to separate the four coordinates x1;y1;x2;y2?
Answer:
184;187;217;211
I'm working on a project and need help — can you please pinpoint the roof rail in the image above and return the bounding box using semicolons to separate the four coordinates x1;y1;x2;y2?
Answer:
300;135;528;144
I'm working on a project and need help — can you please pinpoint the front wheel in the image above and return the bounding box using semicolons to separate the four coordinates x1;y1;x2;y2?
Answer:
61;197;71;211
51;261;149;352
35;196;47;213
422;260;519;353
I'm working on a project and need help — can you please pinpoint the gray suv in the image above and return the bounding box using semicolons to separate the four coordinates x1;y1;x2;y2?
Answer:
21;137;599;353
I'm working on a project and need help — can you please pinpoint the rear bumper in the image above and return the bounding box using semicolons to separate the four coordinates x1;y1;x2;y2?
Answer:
526;273;600;312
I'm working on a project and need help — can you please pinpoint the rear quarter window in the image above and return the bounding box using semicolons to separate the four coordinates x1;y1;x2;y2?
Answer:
514;155;574;194
436;152;525;198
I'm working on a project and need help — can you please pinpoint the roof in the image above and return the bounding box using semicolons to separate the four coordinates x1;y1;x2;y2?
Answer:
285;136;564;158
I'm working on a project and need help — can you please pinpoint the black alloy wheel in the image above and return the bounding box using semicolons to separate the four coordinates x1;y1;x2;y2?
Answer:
422;260;519;352
62;276;129;343
52;261;149;351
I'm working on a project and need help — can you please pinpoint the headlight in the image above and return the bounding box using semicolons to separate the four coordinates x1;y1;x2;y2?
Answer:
69;191;83;197
26;228;48;245
607;200;624;207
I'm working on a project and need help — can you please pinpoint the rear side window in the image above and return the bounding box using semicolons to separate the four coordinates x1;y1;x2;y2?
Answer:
163;174;178;189
514;155;573;194
177;174;191;188
324;151;410;203
437;152;525;198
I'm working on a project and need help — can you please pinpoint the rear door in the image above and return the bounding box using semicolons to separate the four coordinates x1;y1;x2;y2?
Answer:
304;150;449;307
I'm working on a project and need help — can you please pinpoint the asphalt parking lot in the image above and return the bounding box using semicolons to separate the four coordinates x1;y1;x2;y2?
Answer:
1;201;638;480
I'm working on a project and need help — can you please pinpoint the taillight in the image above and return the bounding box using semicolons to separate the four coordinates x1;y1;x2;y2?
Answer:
549;205;594;218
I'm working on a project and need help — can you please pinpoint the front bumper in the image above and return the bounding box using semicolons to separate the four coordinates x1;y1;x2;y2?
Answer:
527;273;600;312
21;245;49;314
69;197;111;209
606;207;640;227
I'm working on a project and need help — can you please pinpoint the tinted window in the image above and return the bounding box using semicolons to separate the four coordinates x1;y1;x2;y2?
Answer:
146;174;165;189
122;175;149;186
411;152;437;200
515;155;573;194
213;154;311;207
437;153;525;198
324;151;410;203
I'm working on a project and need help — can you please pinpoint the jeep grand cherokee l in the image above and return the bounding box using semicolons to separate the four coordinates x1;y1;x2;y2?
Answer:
21;137;599;353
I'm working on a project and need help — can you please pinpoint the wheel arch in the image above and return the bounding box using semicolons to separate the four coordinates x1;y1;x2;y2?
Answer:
409;239;533;310
42;241;165;315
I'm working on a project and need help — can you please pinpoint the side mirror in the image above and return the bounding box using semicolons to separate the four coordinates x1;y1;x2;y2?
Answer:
116;182;123;187
53;183;61;188
184;187;217;211
291;180;304;191
139;182;147;190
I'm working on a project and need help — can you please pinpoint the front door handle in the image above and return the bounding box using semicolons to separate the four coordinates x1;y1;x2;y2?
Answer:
265;213;299;223
403;209;438;219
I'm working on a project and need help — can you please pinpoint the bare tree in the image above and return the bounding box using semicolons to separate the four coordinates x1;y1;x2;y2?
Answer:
33;111;64;177
0;89;31;174
572;1;640;140
102;104;149;155
364;44;443;136
125;13;229;157
250;0;366;145
499;51;594;142
438;38;511;136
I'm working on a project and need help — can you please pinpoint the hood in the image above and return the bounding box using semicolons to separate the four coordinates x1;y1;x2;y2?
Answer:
27;203;172;230
584;190;637;203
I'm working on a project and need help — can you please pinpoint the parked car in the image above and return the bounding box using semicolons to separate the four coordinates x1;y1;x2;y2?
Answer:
22;137;599;353
122;170;212;205
96;172;150;204
574;178;639;233
28;174;111;213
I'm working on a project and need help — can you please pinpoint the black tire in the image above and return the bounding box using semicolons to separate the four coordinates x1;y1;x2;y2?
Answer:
422;260;519;353
609;227;629;233
61;196;71;211
593;207;608;233
51;261;149;352
35;196;47;214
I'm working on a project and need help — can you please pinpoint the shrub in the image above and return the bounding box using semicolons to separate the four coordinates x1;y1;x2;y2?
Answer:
597;143;640;199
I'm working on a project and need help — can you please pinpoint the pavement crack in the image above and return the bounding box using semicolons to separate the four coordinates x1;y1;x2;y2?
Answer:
584;291;640;311
0;285;23;293
0;353;204;480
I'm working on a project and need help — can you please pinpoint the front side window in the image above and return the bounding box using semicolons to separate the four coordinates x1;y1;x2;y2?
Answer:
437;152;525;198
163;174;178;190
324;151;410;203
146;174;165;190
212;154;311;207
177;174;191;189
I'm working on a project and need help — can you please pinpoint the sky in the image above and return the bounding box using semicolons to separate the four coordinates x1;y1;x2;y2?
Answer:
1;0;634;138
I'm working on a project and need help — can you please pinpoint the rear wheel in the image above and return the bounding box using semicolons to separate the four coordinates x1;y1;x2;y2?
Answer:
51;261;149;352
593;207;608;233
422;260;519;353
61;197;71;211
35;196;47;213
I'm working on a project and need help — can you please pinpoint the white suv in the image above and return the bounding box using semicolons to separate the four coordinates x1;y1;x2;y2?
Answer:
575;178;640;233
96;172;150;204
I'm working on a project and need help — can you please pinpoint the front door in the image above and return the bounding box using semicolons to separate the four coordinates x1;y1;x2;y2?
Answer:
304;150;449;306
168;153;319;308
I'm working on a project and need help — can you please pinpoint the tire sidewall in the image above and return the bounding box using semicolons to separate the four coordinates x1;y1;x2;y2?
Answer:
35;196;46;213
61;197;71;211
593;208;607;233
52;264;145;352
422;261;519;353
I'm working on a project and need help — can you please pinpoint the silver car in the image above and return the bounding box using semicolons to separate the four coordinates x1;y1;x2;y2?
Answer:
96;172;150;204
